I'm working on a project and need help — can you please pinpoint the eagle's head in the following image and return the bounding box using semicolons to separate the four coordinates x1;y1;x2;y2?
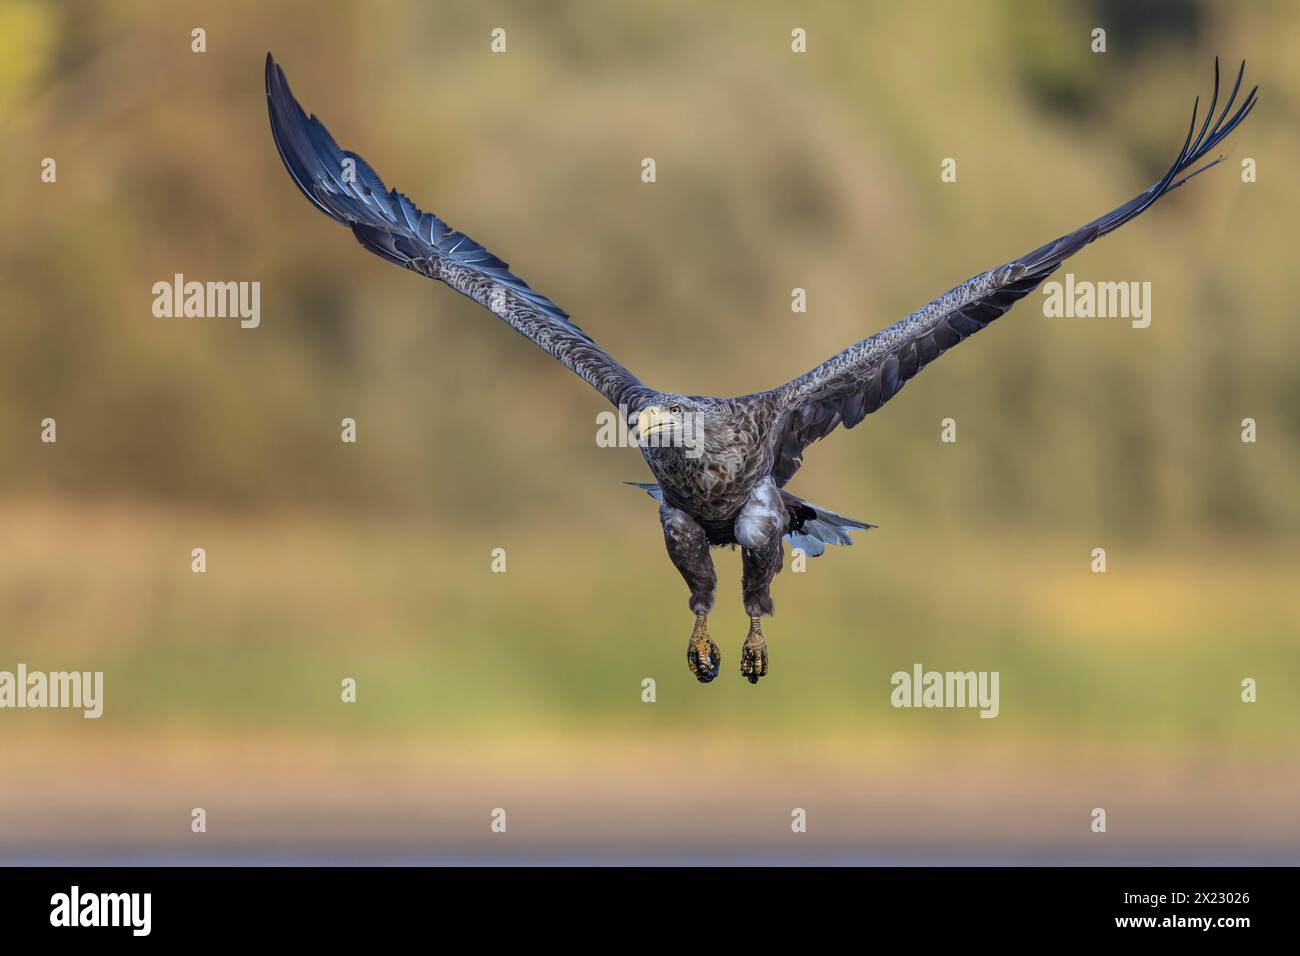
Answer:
633;394;709;461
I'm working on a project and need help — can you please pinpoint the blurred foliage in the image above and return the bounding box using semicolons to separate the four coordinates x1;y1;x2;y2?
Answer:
3;500;1296;751
0;4;1297;859
0;0;1296;542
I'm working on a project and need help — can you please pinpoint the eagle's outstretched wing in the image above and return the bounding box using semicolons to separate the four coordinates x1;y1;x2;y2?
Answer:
768;60;1256;486
266;54;649;410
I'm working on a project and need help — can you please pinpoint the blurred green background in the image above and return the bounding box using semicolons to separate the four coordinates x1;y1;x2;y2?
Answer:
1;0;1297;862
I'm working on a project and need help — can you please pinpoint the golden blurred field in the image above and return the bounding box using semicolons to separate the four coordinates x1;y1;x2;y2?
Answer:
1;0;1298;862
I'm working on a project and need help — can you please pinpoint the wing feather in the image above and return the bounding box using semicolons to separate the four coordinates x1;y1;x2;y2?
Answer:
265;54;649;410
769;60;1256;485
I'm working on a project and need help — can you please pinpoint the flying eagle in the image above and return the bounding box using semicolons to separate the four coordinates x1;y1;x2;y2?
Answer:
267;54;1255;685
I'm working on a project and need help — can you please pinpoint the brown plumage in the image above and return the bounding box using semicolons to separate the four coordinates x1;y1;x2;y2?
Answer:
267;54;1255;685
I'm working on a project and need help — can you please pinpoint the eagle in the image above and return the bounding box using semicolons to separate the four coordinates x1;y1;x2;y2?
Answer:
267;54;1255;685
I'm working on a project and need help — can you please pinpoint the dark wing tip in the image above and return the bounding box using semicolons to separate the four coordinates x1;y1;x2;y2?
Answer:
265;52;286;106
264;52;289;111
265;54;348;222
1041;58;1257;256
263;54;586;334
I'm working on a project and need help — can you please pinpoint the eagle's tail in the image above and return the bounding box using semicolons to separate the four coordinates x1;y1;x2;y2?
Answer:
779;491;875;557
625;482;874;557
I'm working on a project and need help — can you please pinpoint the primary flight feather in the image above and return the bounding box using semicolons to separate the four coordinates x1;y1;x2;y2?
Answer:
267;53;1255;685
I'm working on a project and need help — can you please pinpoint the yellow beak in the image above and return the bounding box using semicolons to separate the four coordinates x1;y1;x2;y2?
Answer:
636;406;676;439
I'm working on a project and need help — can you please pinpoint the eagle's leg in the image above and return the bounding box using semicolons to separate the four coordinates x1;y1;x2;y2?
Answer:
736;477;786;685
739;547;779;683
687;611;717;684
742;614;769;684
659;502;719;684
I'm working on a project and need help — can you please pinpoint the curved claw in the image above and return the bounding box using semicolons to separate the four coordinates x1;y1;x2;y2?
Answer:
687;634;722;684
741;618;769;685
686;613;720;684
740;636;768;684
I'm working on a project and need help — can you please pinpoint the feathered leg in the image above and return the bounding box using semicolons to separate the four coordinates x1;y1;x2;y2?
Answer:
739;544;780;683
659;503;720;683
735;477;786;684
